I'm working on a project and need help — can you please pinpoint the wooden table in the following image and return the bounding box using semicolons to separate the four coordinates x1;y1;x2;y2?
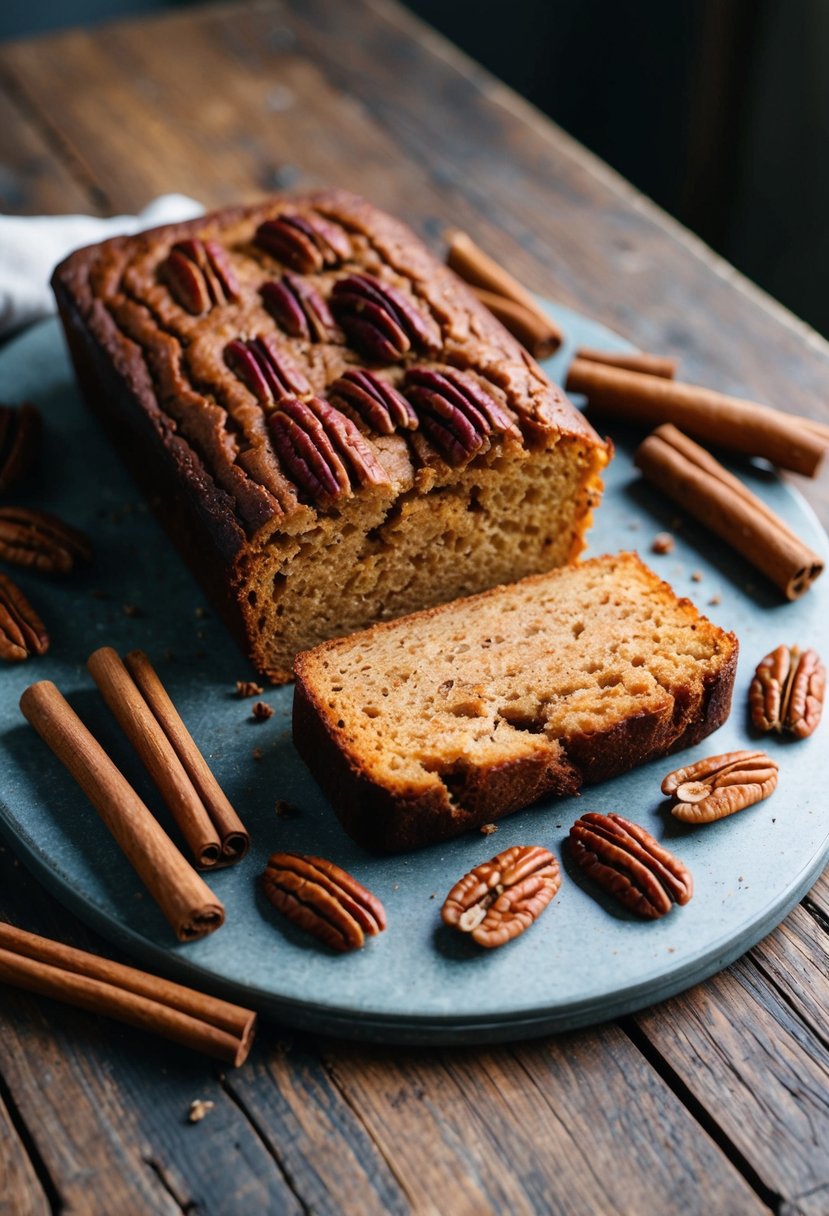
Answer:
1;3;828;1212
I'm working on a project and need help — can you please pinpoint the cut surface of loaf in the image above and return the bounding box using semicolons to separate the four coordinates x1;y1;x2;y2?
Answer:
51;189;608;681
293;553;738;852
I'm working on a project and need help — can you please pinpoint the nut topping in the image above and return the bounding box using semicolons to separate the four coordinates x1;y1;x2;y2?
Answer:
662;750;779;824
749;644;825;739
0;574;49;661
161;239;239;315
569;813;692;918
225;335;311;404
328;369;418;435
0;507;92;575
331;273;439;363
442;845;560;948
262;852;386;951
261;274;338;343
269;396;389;504
0;404;41;494
405;367;520;464
254;213;351;273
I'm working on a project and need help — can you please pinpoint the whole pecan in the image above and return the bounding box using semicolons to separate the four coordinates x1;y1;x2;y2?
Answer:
405;367;520;464
0;404;41;494
225;335;311;405
262;853;386;951
0;574;49;661
749;644;825;739
569;813;692;918
442;845;561;948
161;239;239;314
254;212;351;273
662;750;779;824
0;507;92;575
261;273;337;343
330;273;439;363
327;369;418;435
269;396;388;503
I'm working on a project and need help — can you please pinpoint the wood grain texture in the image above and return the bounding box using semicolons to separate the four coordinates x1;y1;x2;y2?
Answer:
0;79;91;215
323;1031;768;1216
0;1089;49;1216
635;955;829;1210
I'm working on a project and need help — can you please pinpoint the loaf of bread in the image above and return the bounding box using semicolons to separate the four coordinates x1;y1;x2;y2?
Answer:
52;190;608;680
293;553;738;852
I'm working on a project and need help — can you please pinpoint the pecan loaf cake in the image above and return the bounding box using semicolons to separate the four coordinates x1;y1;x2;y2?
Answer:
52;190;608;680
294;553;738;852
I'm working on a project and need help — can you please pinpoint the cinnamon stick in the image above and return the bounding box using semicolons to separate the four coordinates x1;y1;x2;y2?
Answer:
567;358;828;477
0;922;254;1065
446;230;563;354
574;347;678;379
124;650;248;861
471;287;560;359
19;680;225;942
88;647;226;869
634;424;824;599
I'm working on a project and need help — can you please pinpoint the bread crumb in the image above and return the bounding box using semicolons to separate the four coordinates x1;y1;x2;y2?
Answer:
708;595;721;606
251;747;263;761
195;606;207;619
237;680;264;698
691;570;703;582
187;1099;214;1124
480;822;498;835
275;799;299;817
122;602;142;617
651;532;674;555
251;701;273;722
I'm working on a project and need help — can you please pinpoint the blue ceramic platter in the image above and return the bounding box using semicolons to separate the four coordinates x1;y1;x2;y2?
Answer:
1;307;827;1044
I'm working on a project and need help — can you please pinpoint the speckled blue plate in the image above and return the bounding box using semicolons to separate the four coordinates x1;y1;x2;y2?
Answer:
1;307;827;1044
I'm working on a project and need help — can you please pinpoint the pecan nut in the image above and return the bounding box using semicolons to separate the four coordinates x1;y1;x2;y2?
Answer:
0;403;41;494
262;853;386;951
328;369;418;435
0;574;49;661
749;644;825;739
662;750;779;823
442;845;561;948
225;335;311;404
405;367;520;464
161;239;239;314
331;273;439;363
569;813;692;918
261;273;338;343
254;212;351;273
269;396;389;503
0;507;92;575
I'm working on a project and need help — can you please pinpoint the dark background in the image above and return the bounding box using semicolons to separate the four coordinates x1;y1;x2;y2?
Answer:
3;0;828;339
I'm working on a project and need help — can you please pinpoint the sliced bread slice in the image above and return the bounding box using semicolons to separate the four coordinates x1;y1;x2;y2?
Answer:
293;553;738;852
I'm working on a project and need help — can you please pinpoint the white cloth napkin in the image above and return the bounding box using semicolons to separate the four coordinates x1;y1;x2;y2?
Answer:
0;193;204;339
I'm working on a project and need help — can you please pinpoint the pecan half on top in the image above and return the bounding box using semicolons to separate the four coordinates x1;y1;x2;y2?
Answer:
442;845;561;948
269;396;389;504
0;403;41;494
404;367;521;465
330;274;439;364
662;750;779;824
254;212;351;273
261;274;338;343
262;853;386;952
225;335;311;405
0;574;48;661
569;813;692;919
0;507;92;575
328;369;418;435
749;644;825;739
161;239;240;315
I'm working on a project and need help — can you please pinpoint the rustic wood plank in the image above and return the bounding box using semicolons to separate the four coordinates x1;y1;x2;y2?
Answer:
634;956;829;1208
0;83;92;216
749;902;829;1043
0;844;301;1215
323;1029;769;1216
805;867;829;919
0;1089;50;1216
